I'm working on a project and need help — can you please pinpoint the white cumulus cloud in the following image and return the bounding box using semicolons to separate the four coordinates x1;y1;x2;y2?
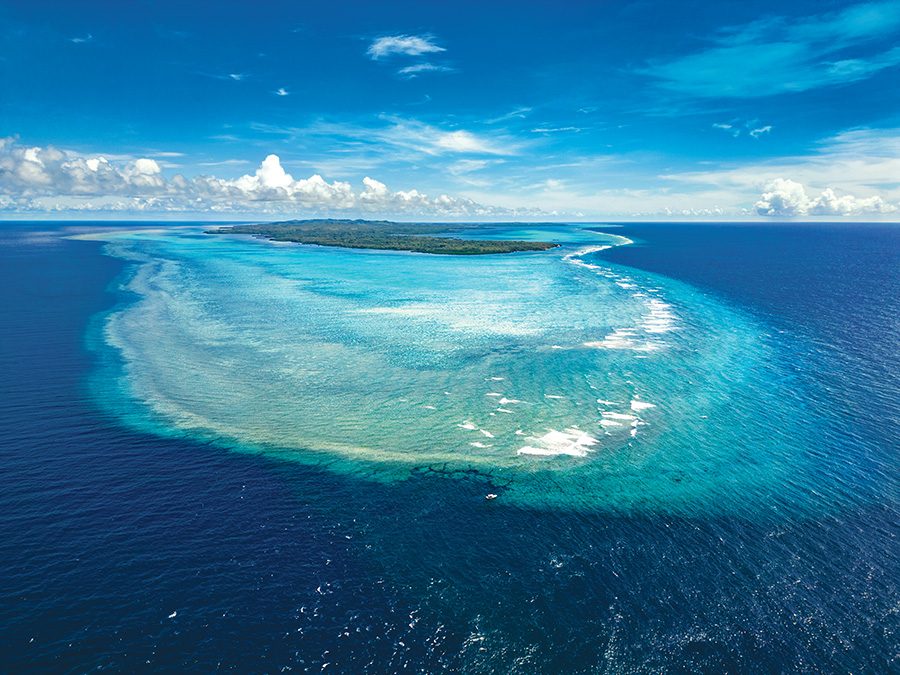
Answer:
0;137;534;218
755;178;898;217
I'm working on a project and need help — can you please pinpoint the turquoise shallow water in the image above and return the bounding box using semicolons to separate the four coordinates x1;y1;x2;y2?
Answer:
86;224;826;516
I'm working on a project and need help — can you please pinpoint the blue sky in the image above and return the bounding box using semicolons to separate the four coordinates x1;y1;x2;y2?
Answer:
1;0;899;219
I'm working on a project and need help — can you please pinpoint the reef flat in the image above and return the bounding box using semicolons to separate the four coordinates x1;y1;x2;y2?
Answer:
82;222;833;515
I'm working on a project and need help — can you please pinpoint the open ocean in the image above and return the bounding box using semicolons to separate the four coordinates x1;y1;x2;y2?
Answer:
0;221;897;672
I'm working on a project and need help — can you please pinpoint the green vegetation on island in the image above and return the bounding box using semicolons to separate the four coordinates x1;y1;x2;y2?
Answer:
207;219;557;255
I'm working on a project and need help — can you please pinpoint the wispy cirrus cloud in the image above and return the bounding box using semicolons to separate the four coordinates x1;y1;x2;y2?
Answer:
252;116;522;158
197;159;253;167
712;122;738;136
531;126;581;134
367;34;452;78
486;107;533;124
198;72;247;82
712;120;773;138
643;1;900;98
446;159;504;176
397;63;454;78
367;34;445;60
374;118;520;156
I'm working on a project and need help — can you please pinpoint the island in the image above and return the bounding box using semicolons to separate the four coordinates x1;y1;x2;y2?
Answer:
207;219;558;255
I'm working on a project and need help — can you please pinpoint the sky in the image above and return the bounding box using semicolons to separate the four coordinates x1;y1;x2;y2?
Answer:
1;0;899;221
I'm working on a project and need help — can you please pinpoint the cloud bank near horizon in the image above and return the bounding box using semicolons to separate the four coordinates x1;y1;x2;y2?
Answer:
1;137;898;220
0;138;538;218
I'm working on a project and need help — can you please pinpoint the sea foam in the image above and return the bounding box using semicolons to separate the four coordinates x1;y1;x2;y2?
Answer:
517;428;599;458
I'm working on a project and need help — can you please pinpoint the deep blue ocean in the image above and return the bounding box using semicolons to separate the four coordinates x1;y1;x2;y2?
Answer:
0;221;897;672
